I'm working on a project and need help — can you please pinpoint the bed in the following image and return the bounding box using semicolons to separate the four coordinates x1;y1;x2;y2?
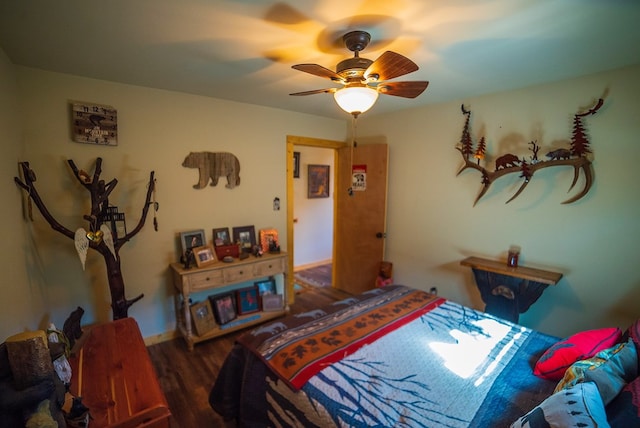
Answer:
209;285;566;427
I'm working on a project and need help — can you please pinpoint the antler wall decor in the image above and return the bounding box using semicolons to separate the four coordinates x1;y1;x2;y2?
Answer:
456;97;603;205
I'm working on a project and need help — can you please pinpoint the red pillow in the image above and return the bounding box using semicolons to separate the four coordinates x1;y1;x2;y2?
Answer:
534;327;622;380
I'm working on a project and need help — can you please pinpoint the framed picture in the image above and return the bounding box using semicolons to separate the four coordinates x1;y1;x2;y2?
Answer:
212;227;231;246
255;278;277;296
180;229;206;257
293;151;300;178
236;286;260;315
308;164;330;198
190;300;216;336
259;228;279;254
210;293;237;325
232;225;256;253
193;245;217;267
262;294;284;312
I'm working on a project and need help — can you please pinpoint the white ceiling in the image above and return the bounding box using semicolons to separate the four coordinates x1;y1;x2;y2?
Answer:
1;0;639;119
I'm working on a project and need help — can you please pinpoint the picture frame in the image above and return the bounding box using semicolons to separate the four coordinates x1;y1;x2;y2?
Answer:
232;225;256;253
180;229;206;257
210;293;237;325
293;151;300;178
262;293;284;312
189;300;216;336
308;164;330;198
236;286;260;315
255;278;277;296
192;245;217;267
259;228;279;254
212;227;231;247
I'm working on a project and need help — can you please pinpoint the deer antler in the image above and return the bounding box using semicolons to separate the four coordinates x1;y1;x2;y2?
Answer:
456;98;602;205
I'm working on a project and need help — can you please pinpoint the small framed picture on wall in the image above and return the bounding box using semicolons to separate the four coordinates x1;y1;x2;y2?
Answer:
308;164;329;198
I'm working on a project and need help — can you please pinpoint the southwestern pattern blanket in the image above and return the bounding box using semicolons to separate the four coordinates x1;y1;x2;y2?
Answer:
210;285;559;427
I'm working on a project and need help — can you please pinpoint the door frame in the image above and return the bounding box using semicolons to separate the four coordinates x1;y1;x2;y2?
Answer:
286;135;348;304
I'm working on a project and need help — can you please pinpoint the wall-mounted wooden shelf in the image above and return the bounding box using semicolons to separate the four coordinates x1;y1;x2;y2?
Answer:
460;256;562;323
460;256;562;285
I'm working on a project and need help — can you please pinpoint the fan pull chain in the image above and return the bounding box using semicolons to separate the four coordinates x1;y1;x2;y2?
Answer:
348;114;358;196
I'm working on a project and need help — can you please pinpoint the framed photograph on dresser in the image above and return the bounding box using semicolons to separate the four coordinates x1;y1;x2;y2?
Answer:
192;245;217;268
210;293;237;325
255;278;277;296
232;225;256;253
212;227;231;246
236;286;260;315
180;229;206;257
262;294;284;312
190;300;216;336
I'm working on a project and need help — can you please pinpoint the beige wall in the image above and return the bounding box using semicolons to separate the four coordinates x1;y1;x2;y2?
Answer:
0;49;45;337
359;64;640;337
0;64;346;341
2;50;638;342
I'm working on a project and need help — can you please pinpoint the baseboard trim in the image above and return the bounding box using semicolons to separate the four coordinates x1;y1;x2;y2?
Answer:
144;329;180;346
294;259;332;272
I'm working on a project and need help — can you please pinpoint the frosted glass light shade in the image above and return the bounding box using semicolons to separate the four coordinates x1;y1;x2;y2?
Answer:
333;86;379;114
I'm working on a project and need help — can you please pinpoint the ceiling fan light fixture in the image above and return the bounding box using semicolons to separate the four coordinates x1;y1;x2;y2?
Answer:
333;86;379;115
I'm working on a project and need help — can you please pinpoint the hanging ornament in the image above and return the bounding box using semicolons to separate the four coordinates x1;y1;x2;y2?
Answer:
74;228;89;270
100;224;117;259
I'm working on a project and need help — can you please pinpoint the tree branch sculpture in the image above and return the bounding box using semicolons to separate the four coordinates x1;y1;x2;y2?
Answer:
14;158;156;319
456;97;603;205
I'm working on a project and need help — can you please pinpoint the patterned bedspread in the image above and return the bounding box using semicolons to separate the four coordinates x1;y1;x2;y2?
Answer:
238;286;444;389
210;285;559;427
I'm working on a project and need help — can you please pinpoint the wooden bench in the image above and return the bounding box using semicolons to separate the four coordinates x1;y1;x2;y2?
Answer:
69;317;171;428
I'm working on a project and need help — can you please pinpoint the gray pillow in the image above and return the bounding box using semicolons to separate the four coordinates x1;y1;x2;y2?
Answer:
511;381;610;428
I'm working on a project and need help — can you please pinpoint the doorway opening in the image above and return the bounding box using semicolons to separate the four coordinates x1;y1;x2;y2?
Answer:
285;136;347;300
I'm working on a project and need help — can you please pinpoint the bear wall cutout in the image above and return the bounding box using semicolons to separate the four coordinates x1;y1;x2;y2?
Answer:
182;152;241;189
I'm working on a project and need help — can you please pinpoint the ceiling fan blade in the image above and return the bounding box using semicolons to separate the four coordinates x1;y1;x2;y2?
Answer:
290;88;338;96
377;81;429;98
364;51;419;81
292;64;344;82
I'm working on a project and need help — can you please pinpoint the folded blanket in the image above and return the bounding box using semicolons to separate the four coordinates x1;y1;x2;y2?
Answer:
237;285;444;389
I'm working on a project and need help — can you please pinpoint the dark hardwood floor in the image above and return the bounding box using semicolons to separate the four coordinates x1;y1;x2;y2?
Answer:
147;286;351;428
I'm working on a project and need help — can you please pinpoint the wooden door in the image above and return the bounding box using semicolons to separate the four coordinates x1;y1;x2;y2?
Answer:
334;143;389;294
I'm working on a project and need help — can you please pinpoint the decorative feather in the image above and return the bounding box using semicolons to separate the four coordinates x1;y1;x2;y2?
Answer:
74;228;89;270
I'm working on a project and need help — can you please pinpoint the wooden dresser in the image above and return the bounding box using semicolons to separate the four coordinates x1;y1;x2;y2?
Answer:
170;251;289;350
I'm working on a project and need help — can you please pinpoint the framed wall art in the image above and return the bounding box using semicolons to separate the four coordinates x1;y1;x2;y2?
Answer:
193;245;217;267
180;229;206;257
190;300;216;336
308;164;329;198
293;151;300;178
212;227;231;246
232;225;256;253
210;293;237;325
236;286;260;315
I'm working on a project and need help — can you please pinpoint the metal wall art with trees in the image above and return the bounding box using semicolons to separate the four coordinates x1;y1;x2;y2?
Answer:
456;97;604;205
14;157;157;319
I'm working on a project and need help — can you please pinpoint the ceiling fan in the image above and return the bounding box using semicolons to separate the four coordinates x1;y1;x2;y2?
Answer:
290;30;429;116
